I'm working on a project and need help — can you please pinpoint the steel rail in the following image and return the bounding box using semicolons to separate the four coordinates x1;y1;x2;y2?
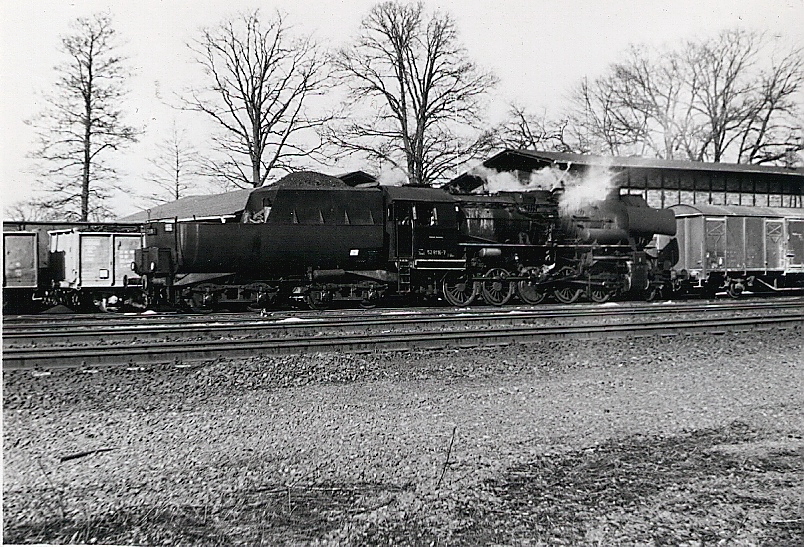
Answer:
4;313;802;370
5;297;804;330
5;300;803;348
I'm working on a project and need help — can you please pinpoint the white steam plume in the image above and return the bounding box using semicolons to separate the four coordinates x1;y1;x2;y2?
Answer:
471;163;618;212
471;165;568;194
558;164;617;213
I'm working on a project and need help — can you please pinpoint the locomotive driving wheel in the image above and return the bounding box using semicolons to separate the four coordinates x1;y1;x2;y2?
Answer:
482;268;514;306
517;279;547;305
552;267;583;304
441;272;478;307
588;286;614;303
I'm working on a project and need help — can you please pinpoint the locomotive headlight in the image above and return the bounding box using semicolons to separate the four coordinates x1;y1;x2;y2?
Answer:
150;261;156;271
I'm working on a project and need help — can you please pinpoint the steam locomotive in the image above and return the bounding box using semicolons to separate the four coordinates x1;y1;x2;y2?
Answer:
8;169;804;314
129;176;680;311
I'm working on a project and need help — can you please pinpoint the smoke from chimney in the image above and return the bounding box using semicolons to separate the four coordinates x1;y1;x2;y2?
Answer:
471;162;618;213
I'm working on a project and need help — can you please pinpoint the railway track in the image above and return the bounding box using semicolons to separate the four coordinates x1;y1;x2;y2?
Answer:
4;299;803;370
6;295;804;329
6;298;804;340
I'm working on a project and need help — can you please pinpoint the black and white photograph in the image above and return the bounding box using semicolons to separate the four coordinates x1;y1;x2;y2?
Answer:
2;0;803;544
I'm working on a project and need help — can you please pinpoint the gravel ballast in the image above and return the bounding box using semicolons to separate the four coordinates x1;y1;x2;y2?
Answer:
3;329;803;545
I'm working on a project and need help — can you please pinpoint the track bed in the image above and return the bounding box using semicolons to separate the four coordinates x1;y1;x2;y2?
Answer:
3;329;802;545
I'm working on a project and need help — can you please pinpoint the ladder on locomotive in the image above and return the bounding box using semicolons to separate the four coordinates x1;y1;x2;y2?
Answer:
397;259;412;292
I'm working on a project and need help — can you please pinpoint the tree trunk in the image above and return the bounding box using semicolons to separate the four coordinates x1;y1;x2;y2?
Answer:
82;92;92;221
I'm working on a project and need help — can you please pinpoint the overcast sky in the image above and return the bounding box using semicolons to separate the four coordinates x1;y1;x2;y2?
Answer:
2;0;802;217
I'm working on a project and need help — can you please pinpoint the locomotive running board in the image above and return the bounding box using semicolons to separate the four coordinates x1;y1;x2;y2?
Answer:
413;259;466;270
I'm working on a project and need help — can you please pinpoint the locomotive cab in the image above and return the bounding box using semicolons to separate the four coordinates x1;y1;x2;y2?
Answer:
384;187;463;268
383;187;465;297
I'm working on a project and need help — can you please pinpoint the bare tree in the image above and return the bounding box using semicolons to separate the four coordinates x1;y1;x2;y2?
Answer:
687;31;804;164
185;10;330;189
4;201;65;222
27;13;139;221
567;46;707;159
143;122;203;203
490;104;573;153
328;1;497;186
567;30;803;165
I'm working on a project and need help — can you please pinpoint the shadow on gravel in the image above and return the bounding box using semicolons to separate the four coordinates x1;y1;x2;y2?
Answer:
3;482;406;546
446;421;803;546
358;422;803;546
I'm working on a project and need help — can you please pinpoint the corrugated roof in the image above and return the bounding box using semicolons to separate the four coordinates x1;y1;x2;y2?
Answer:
671;204;804;218
487;149;804;176
118;189;252;222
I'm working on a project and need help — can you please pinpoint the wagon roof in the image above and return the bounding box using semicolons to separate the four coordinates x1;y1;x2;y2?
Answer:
670;203;804;218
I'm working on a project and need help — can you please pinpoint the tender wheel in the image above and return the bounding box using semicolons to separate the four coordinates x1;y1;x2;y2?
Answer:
553;267;583;304
588;287;613;303
441;272;478;307
189;284;218;313
482;268;514;306
306;290;332;310
517;279;547;305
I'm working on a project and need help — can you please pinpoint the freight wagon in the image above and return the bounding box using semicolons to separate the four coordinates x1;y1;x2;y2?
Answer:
668;204;804;297
2;222;142;312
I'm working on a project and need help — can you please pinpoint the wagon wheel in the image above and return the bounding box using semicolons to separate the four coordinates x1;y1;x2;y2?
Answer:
588;287;614;303
69;291;83;310
96;297;111;313
441;272;478;307
482;268;514;306
552;267;583;304
726;282;744;299
96;296;122;313
516;279;547;305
